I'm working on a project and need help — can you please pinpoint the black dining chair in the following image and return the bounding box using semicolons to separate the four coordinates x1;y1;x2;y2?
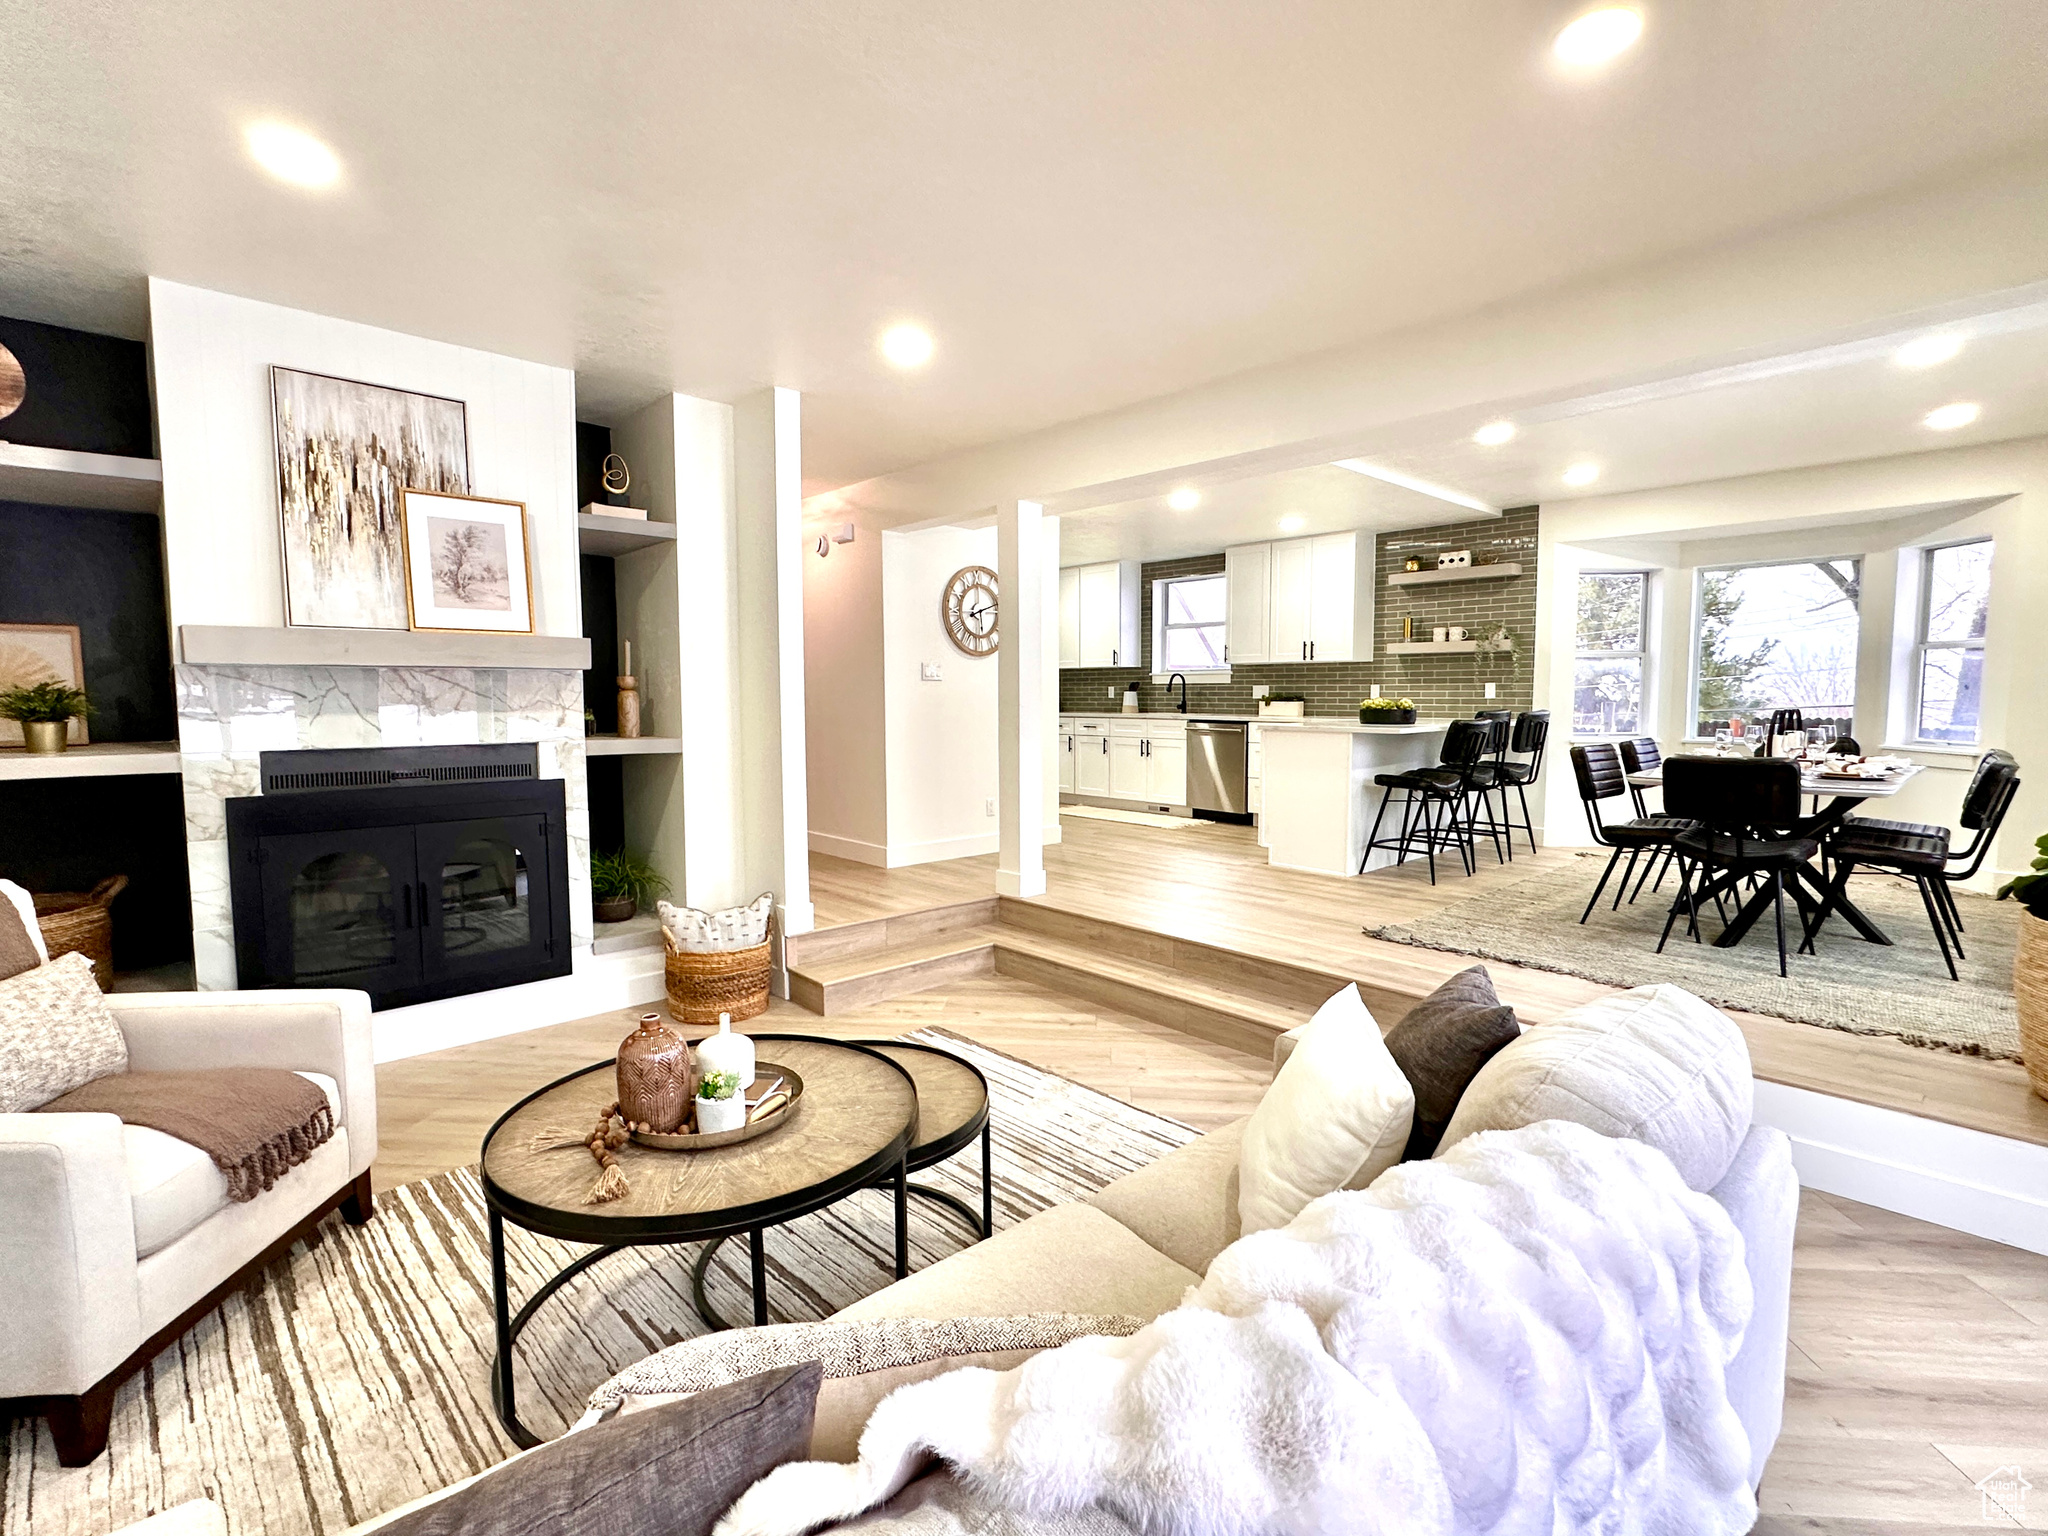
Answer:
1656;757;1819;977
1568;743;1695;923
1837;749;2012;846
1490;711;1550;855
1618;735;1662;818
1362;719;1495;883
1807;757;2021;977
1827;736;1861;756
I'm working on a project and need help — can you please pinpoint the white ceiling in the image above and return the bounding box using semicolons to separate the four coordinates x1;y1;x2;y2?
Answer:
3;3;2048;494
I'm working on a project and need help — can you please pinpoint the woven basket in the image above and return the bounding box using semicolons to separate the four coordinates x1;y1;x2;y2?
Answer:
34;875;129;991
2017;909;2048;1104
665;935;771;1026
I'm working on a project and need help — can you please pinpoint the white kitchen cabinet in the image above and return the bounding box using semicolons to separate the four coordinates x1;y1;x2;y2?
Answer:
1243;531;1375;664
1223;543;1271;664
1058;569;1081;668
1107;733;1147;798
1074;719;1110;793
1059;719;1076;791
1146;729;1187;803
1060;560;1141;668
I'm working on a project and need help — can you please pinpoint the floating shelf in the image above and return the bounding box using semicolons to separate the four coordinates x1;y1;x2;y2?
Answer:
578;512;678;557
0;741;182;781
179;626;591;670
0;442;163;513
1385;639;1516;656
584;735;684;757
1386;562;1523;588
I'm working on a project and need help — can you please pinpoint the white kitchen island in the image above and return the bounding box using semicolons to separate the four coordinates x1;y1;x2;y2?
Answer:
1257;718;1452;877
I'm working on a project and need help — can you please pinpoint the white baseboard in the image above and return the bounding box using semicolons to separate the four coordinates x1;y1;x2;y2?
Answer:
807;830;891;866
370;946;666;1064
885;832;1000;867
1753;1079;2048;1256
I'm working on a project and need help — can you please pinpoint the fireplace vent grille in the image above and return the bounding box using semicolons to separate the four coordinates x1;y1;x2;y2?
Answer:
258;744;541;795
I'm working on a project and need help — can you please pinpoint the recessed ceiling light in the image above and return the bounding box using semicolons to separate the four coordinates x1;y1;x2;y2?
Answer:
1553;7;1644;66
879;323;935;369
1562;462;1601;486
1167;487;1200;512
1895;334;1965;369
1278;514;1306;533
1923;402;1980;431
1473;420;1517;447
244;120;341;189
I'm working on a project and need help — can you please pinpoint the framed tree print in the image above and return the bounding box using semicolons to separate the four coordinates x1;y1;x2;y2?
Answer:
399;490;535;634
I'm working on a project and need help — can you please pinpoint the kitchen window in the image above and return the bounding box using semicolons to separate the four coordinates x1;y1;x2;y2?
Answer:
1691;556;1861;740
1573;571;1648;737
1911;538;1991;744
1152;574;1229;674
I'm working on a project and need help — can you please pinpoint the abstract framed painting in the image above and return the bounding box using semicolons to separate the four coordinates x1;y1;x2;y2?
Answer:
399;489;535;634
0;622;87;746
271;366;471;629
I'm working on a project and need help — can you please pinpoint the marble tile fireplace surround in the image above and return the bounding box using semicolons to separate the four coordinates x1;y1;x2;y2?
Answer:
177;664;592;992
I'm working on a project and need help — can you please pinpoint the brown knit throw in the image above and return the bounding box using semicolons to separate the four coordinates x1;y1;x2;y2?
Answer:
40;1068;336;1202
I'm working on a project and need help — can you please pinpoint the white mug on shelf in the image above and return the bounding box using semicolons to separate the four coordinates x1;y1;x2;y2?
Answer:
1447;626;1468;642
1433;627;1450;643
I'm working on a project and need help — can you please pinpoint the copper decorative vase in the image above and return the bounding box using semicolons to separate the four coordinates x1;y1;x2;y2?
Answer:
616;1012;693;1133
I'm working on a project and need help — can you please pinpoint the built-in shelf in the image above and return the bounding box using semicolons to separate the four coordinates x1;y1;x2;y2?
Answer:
584;734;684;757
178;626;591;671
578;512;678;557
1386;562;1523;588
1385;639;1516;656
0;442;164;513
0;740;182;781
590;910;664;956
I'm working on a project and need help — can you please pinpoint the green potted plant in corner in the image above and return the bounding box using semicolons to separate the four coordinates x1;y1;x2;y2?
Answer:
1998;833;2048;1102
1359;697;1418;725
0;680;92;754
590;848;669;923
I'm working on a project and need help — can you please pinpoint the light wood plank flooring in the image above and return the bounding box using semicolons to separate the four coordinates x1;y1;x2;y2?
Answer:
810;815;2048;1149
378;973;2047;1534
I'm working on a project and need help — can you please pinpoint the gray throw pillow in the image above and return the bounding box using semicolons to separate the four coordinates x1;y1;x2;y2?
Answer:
376;1362;821;1536
1383;966;1519;1160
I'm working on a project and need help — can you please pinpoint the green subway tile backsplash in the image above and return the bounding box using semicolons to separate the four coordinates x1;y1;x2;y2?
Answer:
1058;506;1539;719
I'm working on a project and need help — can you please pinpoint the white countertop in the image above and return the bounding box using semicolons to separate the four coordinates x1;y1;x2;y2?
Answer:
1259;717;1454;735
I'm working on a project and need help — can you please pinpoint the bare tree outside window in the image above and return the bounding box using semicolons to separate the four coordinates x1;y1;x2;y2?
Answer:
1574;572;1647;736
1693;558;1860;739
1914;540;1991;743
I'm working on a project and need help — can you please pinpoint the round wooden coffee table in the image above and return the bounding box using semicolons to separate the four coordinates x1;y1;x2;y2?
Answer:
479;1034;918;1446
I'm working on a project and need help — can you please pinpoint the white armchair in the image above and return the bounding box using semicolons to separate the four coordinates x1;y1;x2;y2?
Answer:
0;987;377;1465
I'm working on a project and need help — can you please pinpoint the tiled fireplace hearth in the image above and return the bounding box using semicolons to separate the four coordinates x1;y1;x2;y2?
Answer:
177;664;592;991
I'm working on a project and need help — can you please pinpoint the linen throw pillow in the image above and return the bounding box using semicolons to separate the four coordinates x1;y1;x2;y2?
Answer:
1383;965;1521;1160
377;1363;821;1536
0;950;128;1113
1237;984;1414;1235
0;878;46;980
1434;982;1753;1191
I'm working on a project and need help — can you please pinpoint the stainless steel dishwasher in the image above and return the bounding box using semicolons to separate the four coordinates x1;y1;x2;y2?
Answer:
1185;720;1248;816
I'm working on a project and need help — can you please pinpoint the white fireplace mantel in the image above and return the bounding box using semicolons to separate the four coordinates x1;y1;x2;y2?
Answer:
178;626;592;671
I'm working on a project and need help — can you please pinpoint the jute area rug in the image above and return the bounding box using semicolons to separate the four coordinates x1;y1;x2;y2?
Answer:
0;1030;1196;1536
1368;853;2021;1060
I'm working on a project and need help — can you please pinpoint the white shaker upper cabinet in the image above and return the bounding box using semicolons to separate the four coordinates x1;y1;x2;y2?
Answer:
1268;537;1315;663
1256;530;1375;664
1061;560;1141;668
1223;542;1271;665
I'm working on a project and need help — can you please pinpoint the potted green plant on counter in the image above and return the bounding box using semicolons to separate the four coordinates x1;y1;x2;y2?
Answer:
590;848;669;923
1999;832;2048;1101
1359;697;1418;725
0;680;92;754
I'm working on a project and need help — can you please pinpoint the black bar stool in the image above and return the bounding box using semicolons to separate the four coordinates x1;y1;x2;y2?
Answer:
1491;711;1549;855
1361;719;1494;883
1569;743;1694;921
1463;713;1515;863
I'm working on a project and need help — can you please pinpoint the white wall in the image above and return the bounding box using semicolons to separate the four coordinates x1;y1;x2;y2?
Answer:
1536;434;2048;885
803;518;889;862
148;277;579;636
883;526;1003;865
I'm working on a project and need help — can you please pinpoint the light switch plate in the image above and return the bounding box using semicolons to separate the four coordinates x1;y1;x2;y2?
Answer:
1107;686;1119;700
1370;684;1381;699
984;798;996;817
1484;682;1497;699
1252;684;1270;699
921;662;942;681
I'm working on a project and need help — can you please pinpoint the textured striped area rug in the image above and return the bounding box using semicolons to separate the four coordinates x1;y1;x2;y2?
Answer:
1;1030;1197;1536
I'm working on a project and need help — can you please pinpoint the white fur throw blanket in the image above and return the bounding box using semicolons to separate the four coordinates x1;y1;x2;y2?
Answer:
719;1120;1757;1536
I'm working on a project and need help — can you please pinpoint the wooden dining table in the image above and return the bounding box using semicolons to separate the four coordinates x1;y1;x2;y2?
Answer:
1626;758;1924;949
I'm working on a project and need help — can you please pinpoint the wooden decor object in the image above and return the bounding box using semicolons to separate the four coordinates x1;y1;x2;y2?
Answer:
2018;910;2048;1103
34;875;128;990
617;639;641;738
665;935;772;1025
615;1012;693;1132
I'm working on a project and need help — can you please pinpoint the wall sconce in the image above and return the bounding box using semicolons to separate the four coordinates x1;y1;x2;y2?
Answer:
811;522;857;558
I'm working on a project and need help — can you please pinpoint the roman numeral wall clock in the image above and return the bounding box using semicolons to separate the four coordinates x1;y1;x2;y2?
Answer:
942;564;999;656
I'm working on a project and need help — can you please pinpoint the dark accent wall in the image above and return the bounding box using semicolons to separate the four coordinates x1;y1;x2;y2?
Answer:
580;554;619;734
0;314;152;457
585;755;626;855
0;501;175;740
1058;506;1539;719
577;420;631;508
0;776;192;970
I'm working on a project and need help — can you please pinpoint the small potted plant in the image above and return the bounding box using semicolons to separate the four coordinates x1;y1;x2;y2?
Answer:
1998;833;2048;1102
1359;697;1418;725
0;680;92;754
589;848;669;923
695;1069;747;1134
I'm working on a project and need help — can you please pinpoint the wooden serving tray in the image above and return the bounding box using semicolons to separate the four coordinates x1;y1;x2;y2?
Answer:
629;1062;804;1151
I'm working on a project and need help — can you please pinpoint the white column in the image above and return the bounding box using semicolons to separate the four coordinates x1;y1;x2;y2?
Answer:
734;386;816;937
1041;515;1063;847
997;498;1047;897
